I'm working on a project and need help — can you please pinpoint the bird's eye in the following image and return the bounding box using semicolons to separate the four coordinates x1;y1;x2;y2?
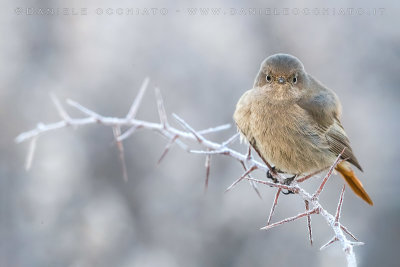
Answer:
292;76;297;84
266;75;272;82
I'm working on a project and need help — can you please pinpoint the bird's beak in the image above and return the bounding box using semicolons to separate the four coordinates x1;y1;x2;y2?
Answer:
278;77;285;84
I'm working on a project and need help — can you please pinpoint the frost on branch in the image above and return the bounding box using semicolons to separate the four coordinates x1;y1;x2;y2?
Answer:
15;78;364;267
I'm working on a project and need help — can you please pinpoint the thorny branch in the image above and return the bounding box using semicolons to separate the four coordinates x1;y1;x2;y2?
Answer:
15;78;363;267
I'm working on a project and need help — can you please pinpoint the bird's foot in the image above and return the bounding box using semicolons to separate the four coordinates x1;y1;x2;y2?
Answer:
267;169;297;194
282;175;297;195
283;175;296;185
266;166;280;183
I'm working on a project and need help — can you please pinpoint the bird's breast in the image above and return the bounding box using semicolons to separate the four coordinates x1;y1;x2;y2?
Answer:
249;99;332;174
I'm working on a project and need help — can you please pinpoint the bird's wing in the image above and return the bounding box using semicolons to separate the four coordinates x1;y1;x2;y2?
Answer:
325;120;363;171
297;80;363;171
296;80;341;130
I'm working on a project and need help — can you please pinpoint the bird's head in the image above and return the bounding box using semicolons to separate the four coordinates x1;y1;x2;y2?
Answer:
253;54;308;101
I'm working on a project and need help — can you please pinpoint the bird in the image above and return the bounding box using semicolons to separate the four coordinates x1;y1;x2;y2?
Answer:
233;53;373;205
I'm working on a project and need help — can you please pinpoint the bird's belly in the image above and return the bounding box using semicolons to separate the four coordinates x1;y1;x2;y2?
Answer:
250;105;333;174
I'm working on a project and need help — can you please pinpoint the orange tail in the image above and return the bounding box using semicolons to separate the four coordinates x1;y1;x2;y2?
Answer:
335;162;373;206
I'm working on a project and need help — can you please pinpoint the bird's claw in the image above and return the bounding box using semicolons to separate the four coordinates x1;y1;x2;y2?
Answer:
282;190;294;195
283;175;296;185
267;166;279;183
281;175;297;195
267;169;297;195
266;166;275;178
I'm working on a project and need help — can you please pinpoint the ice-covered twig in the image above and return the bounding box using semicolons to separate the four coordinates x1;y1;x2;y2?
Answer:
239;161;262;199
25;136;37;171
225;165;258;193
204;152;211;192
296;168;327;183
266;188;281;225
155;87;168;128
313;150;345;200
320;237;338;250
335;185;346;223
50;92;71;122
16;78;364;267
316;184;364;267
157;135;178;165
117;125;142;142
261;207;319;230
173;113;206;144
305;200;313;245
221;132;239;147
126;77;149;120
67;99;101;119
112;126;128;182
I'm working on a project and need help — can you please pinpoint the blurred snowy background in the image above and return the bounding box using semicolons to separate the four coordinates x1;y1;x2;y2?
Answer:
1;0;399;266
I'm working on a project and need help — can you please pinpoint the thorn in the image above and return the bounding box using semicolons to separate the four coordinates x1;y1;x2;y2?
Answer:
189;149;225;155
246;145;252;160
165;134;189;152
66;99;101;119
313;148;346;200
117;125;141;142
225;165;258;193
113;126;128;182
297;168;327;183
267;188;282;225
320;237;338;250
249;180;262;199
155;87;168;128
239;161;262;199
349;241;365;247
341;225;359;241
261;208;318;230
221;133;239;147
172;114;204;143
305;200;313;245
204;153;211;193
157;135;178;165
126;77;150;120
49;92;71;121
335;184;346;223
25;136;38;171
198;124;231;135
